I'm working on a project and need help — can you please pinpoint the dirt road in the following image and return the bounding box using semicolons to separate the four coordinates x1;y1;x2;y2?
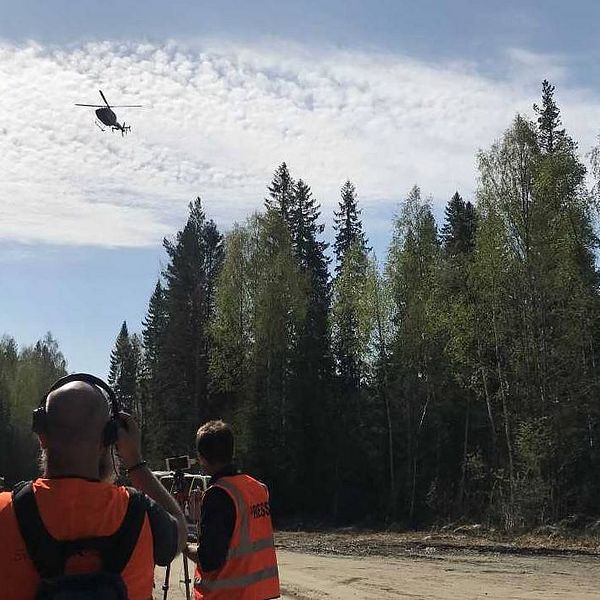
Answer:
156;548;600;599
277;549;600;599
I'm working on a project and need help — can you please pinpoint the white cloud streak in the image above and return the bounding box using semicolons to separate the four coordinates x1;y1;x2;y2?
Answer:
1;39;599;247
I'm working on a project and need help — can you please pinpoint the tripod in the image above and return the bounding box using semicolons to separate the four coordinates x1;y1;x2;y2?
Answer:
162;555;192;600
162;471;192;600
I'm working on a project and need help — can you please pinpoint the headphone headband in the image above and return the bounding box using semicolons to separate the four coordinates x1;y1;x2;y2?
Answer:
33;373;121;446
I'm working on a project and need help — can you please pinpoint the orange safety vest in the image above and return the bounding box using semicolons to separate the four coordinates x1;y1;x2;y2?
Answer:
194;474;280;600
0;478;155;600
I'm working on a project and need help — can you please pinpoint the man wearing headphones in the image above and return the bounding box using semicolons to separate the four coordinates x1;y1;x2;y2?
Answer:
0;374;188;600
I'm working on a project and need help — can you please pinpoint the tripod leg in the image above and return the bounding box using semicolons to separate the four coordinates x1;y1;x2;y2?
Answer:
182;555;192;600
162;562;171;600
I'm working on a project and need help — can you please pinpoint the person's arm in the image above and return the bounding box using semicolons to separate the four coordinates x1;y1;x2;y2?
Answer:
116;413;187;553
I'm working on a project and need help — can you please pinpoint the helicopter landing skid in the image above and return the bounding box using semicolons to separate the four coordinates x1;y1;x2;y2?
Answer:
94;120;106;132
111;126;130;136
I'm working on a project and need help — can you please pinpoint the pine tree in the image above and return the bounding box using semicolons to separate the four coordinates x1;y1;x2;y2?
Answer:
333;180;368;272
533;79;566;153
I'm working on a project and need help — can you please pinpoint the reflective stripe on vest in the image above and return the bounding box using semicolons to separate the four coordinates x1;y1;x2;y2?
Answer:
196;477;279;595
227;536;276;560
199;566;279;592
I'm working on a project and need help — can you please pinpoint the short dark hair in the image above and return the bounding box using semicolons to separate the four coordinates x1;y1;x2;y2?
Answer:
196;420;234;465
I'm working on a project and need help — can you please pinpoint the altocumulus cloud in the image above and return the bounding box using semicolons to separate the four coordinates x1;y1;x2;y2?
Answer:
1;39;600;247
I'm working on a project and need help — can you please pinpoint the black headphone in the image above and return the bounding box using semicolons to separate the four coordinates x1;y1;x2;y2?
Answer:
32;373;121;447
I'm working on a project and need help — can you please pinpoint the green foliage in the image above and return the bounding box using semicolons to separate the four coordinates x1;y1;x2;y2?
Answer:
441;192;477;255
94;79;600;528
108;321;141;414
333;180;368;272
533;79;566;154
265;162;295;224
0;333;67;482
147;197;224;459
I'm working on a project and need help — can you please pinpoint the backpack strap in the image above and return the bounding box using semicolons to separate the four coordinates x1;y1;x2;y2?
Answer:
102;487;147;573
12;481;64;578
12;482;147;578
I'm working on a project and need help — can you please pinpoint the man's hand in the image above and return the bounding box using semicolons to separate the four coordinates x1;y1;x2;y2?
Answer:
183;542;199;564
115;412;142;468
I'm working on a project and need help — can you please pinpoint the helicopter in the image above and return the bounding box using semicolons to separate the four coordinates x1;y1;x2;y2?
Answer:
75;90;142;135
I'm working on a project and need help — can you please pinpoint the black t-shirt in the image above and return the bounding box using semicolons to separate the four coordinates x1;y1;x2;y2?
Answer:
197;466;238;572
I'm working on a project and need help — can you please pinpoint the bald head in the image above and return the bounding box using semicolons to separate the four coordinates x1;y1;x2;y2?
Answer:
45;381;110;446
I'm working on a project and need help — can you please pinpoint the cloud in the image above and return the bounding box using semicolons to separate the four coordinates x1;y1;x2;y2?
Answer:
1;39;599;247
504;47;569;83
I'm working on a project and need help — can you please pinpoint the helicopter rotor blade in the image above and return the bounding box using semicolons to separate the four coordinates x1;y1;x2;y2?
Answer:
99;90;110;108
105;105;143;108
74;104;105;107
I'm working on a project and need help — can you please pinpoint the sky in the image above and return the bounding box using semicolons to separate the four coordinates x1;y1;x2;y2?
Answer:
1;0;600;377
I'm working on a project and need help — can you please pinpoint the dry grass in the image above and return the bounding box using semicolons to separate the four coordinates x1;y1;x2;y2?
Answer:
276;527;600;558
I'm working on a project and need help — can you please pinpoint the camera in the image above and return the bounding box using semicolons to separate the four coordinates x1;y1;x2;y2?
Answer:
165;455;191;472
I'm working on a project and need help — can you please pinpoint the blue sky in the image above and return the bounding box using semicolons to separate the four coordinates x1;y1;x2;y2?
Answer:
1;0;600;377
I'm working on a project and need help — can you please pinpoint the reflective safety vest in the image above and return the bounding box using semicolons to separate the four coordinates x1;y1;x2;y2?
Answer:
194;474;280;600
0;479;156;600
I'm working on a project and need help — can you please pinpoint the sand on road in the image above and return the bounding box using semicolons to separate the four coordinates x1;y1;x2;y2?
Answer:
155;548;600;599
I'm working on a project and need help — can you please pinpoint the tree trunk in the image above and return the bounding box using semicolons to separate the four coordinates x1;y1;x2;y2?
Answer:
458;396;471;513
373;277;396;520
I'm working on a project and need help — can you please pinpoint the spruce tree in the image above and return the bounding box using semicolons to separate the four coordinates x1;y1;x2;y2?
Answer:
142;281;167;372
108;321;139;412
333;180;368;272
441;192;477;255
533;79;565;153
139;281;168;460
464;202;477;252
330;179;371;519
289;179;334;511
265;162;295;225
160;197;224;455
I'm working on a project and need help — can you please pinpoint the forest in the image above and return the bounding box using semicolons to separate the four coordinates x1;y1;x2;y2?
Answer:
2;81;600;529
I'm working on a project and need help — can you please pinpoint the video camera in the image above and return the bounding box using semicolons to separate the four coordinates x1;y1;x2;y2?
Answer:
165;455;192;472
153;456;209;519
163;456;192;500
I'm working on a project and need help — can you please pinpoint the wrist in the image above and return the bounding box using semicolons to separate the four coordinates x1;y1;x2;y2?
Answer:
122;453;144;470
126;459;148;474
